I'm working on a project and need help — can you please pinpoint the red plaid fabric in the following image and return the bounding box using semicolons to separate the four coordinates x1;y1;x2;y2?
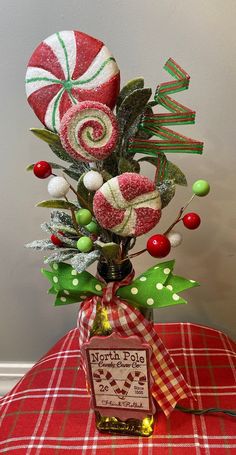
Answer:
78;275;194;416
0;323;236;454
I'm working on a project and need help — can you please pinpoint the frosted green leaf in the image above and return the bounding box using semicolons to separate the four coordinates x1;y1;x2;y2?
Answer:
157;180;176;208
71;250;100;273
26;162;67;172
63;162;88;181
95;241;120;260
50;210;74;226
116;78;144;111
77;173;94;207
117;88;152;133
30;128;60;145
36;200;78;210
135;105;154;139
118;157;140;174
166;161;187;186
41;222;77;236
49;142;74;163
44;250;77;264
25;239;57;251
103;155;118;177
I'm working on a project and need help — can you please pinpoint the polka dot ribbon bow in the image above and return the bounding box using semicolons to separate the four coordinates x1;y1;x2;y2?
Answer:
42;259;199;309
42;260;198;416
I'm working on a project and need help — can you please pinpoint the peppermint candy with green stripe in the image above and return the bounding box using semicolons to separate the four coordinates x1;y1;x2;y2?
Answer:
25;30;120;132
93;172;161;237
60;101;119;162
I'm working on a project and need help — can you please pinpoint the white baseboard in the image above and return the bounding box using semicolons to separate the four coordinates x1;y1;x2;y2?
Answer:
0;363;34;396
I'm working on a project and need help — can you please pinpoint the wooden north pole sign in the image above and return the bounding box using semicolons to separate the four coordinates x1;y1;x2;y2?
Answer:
81;333;156;420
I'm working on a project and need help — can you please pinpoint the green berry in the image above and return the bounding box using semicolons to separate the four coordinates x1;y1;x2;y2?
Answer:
75;208;92;226
192;179;210;197
76;236;93;252
85;221;99;234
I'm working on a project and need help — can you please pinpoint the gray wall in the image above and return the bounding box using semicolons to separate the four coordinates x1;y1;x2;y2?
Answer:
0;0;235;363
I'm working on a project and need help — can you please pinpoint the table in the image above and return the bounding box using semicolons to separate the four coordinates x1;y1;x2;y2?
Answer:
0;323;235;454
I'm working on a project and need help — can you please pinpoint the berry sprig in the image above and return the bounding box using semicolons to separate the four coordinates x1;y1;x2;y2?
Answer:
33;161;102;252
33;160;104;212
128;179;210;259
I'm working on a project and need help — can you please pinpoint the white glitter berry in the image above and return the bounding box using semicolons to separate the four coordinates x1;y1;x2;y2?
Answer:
167;230;183;248
48;176;70;198
83;171;103;191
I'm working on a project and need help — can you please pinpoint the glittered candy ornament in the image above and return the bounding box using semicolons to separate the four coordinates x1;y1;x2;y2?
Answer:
93;172;162;237
25;30;120;132
60;101;119;162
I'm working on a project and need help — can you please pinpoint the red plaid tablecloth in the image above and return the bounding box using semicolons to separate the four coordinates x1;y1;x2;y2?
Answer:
0;323;235;454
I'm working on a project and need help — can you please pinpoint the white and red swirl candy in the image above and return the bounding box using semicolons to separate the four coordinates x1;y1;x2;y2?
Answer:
93;173;162;237
25;30;120;132
60;101;119;162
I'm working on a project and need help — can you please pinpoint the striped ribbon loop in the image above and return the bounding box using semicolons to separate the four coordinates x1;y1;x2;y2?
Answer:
78;271;194;417
128;58;203;156
155;58;190;99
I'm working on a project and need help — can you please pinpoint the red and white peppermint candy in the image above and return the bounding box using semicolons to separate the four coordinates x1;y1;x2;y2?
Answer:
60;101;119;162
93;173;161;237
25;30;120;132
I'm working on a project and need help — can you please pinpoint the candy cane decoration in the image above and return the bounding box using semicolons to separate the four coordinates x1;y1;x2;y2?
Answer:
60;101;119;162
93;368;146;400
25;30;120;132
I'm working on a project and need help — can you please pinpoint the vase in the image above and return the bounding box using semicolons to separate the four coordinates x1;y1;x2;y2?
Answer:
88;257;155;436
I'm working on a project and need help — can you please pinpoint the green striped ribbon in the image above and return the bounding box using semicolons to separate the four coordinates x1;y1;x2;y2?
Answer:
128;58;203;156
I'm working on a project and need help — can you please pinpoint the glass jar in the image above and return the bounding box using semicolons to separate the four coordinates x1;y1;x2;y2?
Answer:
89;257;155;436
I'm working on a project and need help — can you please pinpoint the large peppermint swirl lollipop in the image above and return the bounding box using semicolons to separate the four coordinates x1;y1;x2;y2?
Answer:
93;173;162;237
25;30;120;132
60;101;119;162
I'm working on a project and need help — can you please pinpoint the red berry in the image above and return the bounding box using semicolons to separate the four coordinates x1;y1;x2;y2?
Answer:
182;212;201;230
33;161;52;179
51;232;63;247
146;234;171;258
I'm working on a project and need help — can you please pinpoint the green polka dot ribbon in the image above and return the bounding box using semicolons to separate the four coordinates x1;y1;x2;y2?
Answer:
42;259;199;308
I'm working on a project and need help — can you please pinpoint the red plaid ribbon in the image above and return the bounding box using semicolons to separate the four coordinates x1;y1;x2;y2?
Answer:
77;271;194;416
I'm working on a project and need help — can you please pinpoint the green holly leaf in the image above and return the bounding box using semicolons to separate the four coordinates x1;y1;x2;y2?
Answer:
30;128;60;145
117;88;152;133
36;200;78;210
116;78;144;112
166;161;187;186
156;180;176;208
